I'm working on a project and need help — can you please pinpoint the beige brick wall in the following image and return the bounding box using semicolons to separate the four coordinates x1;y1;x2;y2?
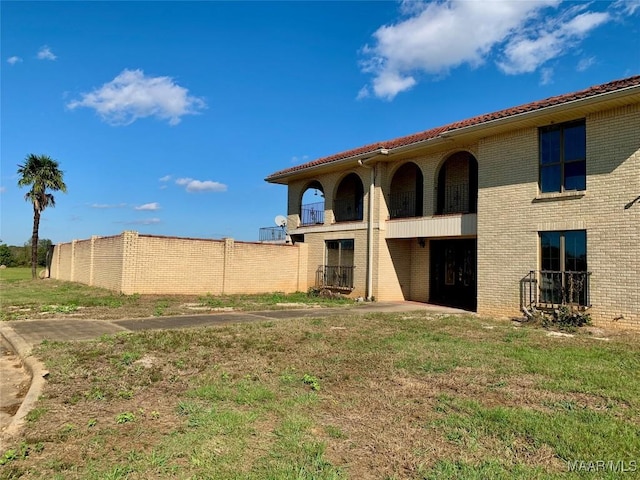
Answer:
378;238;412;301
478;104;640;328
128;233;226;295
92;235;125;291
51;232;308;296
73;239;92;285
52;242;73;281
219;238;308;295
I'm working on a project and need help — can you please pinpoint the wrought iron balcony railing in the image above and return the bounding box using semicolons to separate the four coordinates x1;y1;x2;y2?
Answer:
333;198;363;222
259;227;286;242
441;183;470;214
389;191;417;218
521;270;591;311
315;265;355;290
301;202;325;226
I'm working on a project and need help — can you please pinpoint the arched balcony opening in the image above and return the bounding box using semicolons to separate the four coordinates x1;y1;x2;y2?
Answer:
300;181;325;226
334;173;364;222
436;152;478;215
389;162;424;218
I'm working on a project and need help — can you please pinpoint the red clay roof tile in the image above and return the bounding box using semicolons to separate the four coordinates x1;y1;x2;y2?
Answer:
266;75;640;180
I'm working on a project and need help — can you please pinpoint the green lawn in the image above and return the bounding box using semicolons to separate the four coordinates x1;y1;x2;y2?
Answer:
2;311;638;479
0;267;354;321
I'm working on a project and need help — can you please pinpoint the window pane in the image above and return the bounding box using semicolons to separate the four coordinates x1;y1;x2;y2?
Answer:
564;230;587;272
540;165;561;192
341;239;354;250
564;124;586;161
540;129;561;165
564;160;586;191
540;232;561;271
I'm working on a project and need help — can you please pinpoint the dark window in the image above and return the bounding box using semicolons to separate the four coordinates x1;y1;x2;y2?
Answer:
321;239;355;289
539;230;588;306
539;120;586;193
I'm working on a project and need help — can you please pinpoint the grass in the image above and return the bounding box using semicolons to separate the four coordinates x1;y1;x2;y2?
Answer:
0;267;354;321
2;310;639;479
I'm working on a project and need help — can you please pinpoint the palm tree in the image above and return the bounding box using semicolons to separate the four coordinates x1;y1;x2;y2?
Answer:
17;154;67;279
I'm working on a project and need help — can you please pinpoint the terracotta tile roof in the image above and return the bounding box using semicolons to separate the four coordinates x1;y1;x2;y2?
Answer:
266;75;640;181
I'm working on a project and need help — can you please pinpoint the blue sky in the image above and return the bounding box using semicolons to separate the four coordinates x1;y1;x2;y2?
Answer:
2;0;639;246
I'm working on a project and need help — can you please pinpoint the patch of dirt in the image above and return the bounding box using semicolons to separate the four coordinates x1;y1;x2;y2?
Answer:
0;337;30;434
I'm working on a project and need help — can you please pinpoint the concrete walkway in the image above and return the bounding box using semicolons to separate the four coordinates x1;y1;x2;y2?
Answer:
2;302;466;347
0;302;469;446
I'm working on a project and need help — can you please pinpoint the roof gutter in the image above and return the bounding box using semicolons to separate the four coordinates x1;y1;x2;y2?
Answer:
266;148;393;184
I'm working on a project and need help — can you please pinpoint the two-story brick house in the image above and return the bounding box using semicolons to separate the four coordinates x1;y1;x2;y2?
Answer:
266;76;640;329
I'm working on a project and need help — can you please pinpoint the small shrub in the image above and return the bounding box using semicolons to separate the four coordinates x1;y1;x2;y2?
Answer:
528;306;591;332
302;374;321;391
115;412;135;424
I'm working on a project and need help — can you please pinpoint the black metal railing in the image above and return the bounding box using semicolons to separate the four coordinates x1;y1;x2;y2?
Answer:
316;265;355;290
300;202;324;226
259;227;286;242
389;191;417;218
442;183;469;214
333;198;363;222
521;270;591;311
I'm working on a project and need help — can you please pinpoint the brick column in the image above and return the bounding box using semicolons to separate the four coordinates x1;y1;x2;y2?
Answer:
222;237;234;294
120;231;139;294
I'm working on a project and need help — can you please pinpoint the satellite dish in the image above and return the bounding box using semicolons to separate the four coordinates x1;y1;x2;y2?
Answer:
274;215;288;228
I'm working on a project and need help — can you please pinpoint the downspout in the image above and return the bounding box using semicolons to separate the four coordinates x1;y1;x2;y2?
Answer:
358;148;389;301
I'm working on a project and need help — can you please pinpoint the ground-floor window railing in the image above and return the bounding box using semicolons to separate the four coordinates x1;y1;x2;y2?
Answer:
521;270;591;311
315;265;355;290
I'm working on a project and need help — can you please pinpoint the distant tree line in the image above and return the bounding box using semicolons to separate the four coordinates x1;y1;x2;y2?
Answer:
0;239;52;268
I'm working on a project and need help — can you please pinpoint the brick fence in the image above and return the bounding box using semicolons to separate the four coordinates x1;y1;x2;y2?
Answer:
50;231;309;295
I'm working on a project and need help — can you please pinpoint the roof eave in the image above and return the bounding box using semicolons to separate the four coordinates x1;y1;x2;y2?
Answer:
266;81;640;183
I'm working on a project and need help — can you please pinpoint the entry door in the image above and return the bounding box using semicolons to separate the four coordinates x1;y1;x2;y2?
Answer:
430;239;477;311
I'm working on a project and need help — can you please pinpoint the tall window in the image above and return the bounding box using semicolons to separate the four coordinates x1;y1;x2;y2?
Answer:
323;239;354;289
539;230;589;306
539;120;586;193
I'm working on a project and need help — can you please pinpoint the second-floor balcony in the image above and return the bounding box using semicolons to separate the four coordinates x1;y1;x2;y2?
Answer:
300;202;325;226
333;198;363;222
259;227;286;242
389;191;418;218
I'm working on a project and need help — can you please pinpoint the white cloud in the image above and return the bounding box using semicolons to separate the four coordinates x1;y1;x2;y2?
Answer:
176;177;227;193
159;175;172;182
90;203;127;209
37;45;57;60
0;186;6;193
291;155;309;164
498;10;610;74
615;0;640;15
577;56;596;72
359;0;612;99
7;56;22;65
134;202;160;211
67;69;206;126
540;67;554;85
356;86;370;100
